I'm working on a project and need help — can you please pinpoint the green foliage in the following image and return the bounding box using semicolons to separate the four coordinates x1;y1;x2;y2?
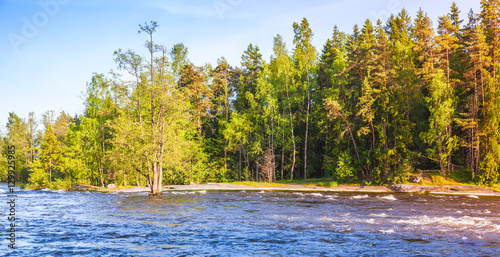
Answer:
0;135;7;181
388;158;412;184
421;69;459;174
5;112;29;181
317;181;338;187
431;174;446;185
334;151;357;182
49;179;72;190
448;169;473;183
40;125;65;183
27;159;49;187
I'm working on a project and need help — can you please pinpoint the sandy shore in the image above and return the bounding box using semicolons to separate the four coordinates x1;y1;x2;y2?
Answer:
99;183;500;196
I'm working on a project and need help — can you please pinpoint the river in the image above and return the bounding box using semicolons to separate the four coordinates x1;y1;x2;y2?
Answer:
1;185;499;256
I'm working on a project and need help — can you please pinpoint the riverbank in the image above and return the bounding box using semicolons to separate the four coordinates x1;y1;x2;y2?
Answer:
98;182;500;196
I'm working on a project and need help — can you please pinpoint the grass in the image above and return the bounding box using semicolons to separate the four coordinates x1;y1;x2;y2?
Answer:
230;171;500;191
409;170;500;191
317;181;338;187
232;181;286;188
233;178;340;188
416;171;475;186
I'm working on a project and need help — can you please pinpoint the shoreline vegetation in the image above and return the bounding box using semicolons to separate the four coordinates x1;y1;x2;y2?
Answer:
3;2;500;195
23;178;500;196
104;182;500;196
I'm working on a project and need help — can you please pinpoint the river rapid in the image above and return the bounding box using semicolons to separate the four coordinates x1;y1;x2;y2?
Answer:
1;185;499;256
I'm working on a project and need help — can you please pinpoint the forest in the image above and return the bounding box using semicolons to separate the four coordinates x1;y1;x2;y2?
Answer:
1;1;499;195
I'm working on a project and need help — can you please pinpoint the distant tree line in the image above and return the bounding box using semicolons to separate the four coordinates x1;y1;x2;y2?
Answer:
2;1;499;194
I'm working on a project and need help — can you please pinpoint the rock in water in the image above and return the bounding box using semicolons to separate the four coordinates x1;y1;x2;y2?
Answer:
107;184;116;190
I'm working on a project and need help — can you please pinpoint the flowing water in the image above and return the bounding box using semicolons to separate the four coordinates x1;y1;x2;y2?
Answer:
1;184;500;256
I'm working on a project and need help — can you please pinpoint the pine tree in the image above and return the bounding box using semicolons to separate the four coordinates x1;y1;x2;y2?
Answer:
40;125;64;183
459;13;490;179
180;64;212;142
5;113;28;181
210;57;234;175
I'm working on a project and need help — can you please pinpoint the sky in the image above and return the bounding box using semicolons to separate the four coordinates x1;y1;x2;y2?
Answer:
0;0;481;131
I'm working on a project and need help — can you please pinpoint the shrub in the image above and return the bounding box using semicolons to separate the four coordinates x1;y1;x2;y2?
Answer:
334;151;357;182
49;179;71;190
431;175;446;185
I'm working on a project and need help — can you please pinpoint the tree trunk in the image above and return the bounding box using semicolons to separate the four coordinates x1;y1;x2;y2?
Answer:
285;78;296;180
304;69;311;180
224;80;229;172
152;162;158;195
255;162;259;181
156;161;163;195
238;144;242;181
281;109;285;180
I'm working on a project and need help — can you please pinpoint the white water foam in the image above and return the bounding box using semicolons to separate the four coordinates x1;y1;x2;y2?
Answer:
379;229;394;234
370;213;387;217
394;215;500;231
0;189;7;193
324;195;337;201
307;193;323;197
380;195;397;201
197;190;207;194
320;216;381;225
467;194;479;199
351;195;369;199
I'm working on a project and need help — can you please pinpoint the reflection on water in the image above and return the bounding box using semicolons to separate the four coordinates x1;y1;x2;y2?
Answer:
1;186;500;256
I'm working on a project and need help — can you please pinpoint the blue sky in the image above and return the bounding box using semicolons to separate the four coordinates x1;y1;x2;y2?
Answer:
0;0;480;130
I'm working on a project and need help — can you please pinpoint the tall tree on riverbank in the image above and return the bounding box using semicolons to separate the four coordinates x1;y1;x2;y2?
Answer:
293;18;317;179
5;113;28;181
40;125;64;183
421;69;458;175
478;0;500;185
271;34;297;180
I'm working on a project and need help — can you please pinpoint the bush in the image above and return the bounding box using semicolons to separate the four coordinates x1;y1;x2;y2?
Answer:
27;159;49;186
334;151;357;182
388;157;413;184
431;175;446;185
49;179;71;190
448;169;472;182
